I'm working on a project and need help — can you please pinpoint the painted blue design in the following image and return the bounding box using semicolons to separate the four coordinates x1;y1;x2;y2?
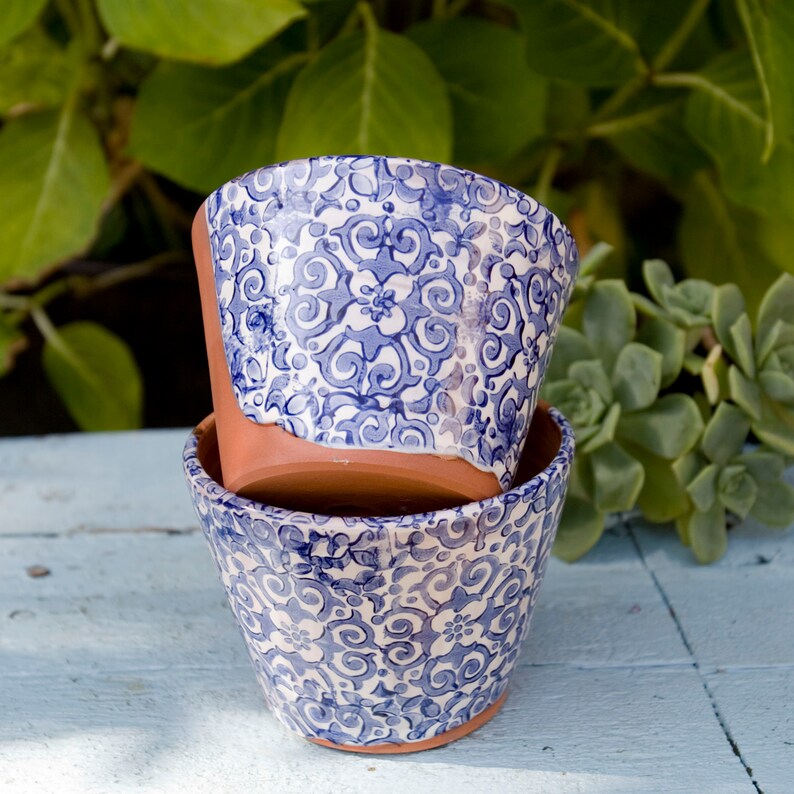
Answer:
206;156;578;489
183;407;574;747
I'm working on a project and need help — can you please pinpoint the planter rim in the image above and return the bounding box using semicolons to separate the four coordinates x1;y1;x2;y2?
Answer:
183;403;574;532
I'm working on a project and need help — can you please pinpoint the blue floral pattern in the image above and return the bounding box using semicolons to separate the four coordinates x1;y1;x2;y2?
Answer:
183;408;574;748
206;156;578;489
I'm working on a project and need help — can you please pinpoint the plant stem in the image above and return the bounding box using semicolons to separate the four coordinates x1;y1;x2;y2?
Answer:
652;0;711;72
357;1;378;34
534;144;564;205
652;72;709;90
74;251;190;297
74;0;103;56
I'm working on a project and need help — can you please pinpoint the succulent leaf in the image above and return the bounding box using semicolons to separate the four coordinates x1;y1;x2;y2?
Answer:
757;273;794;348
617;394;703;459
643;259;675;305
569;359;613;403
590;441;645;513
688;502;728;564
546;325;594;381
702;344;728;404
734;450;785;483
582;280;635;372
686;462;720;512
702;402;751;465
630;447;691;523
728;365;763;419
712;283;747;366
553;496;605;563
717;463;757;519
637;316;686;388
759;369;794;403
580;401;622;454
612;342;662;411
751;480;794;527
728;314;756;378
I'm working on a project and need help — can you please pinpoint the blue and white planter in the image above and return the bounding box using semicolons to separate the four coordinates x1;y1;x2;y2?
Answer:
205;155;578;490
183;404;574;751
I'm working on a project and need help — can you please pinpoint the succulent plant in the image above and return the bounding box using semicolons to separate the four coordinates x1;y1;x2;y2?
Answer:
543;279;703;561
710;274;794;456
674;402;794;563
544;260;794;564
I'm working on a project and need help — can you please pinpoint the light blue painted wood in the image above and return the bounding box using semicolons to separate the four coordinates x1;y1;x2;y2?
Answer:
1;429;791;792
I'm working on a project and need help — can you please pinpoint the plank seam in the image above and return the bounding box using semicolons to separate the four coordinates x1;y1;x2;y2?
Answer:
626;522;763;794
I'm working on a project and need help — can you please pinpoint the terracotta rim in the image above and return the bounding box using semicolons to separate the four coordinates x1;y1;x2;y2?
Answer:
308;692;508;754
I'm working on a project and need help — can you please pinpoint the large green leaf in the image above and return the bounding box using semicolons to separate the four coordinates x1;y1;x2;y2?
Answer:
678;171;789;311
627;444;691;523
42;321;143;431
0;30;76;116
593;95;709;181
407;18;545;163
276;26;452;162
611;342;662;412
0;109;110;285
504;0;646;86
736;0;794;158
685;48;794;220
0;0;47;47
96;0;305;64
130;46;302;193
702;401;750;465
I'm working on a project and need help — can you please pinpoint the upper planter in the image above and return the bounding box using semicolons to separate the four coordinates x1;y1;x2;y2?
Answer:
200;155;578;497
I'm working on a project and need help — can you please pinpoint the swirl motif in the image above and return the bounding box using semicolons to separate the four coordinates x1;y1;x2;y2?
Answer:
206;155;578;489
183;407;574;747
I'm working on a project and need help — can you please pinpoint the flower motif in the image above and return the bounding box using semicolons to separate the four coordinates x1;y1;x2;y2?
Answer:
267;598;325;662
428;586;488;657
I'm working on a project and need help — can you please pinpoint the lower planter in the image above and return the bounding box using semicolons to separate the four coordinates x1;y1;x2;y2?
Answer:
183;403;574;753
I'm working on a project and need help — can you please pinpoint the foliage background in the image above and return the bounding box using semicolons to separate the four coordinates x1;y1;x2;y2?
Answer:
0;0;792;436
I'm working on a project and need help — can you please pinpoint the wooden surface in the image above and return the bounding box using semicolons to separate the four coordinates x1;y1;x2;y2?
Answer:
1;429;792;793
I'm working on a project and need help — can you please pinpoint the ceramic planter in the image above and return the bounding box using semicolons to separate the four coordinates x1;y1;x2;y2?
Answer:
193;156;578;510
183;402;574;753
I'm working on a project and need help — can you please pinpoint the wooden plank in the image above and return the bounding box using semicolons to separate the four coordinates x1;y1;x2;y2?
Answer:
705;668;794;794
1;663;752;793
0;429;195;535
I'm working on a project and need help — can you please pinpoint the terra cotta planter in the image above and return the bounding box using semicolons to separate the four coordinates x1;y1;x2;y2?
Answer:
183;401;574;753
193;156;578;511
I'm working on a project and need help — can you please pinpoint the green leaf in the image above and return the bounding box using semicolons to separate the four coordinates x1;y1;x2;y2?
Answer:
729;314;756;378
407;18;545;162
728;364;762;420
569;359;612;403
579;241;614;278
736;0;794;159
0;29;76;116
734;450;785;484
751;480;794;527
757;273;794;349
582;279;636;372
679;171;789;311
685;48;794;220
702;401;750;465
0;0;47;47
611;342;662;411
627;445;691;523
643;259;674;305
553;496;605;562
41;321;143;431
701;344;728;405
686;462;720;512
617;394;704;459
637;316;686;389
590;441;644;512
505;0;646;86
759;370;794;404
717;464;758;519
688;502;728;563
0;109;109;285
752;397;794;456
96;0;305;65
580;401;621;454
712;283;746;363
276;26;452;162
594;95;708;181
546;325;594;381
130;47;302;194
